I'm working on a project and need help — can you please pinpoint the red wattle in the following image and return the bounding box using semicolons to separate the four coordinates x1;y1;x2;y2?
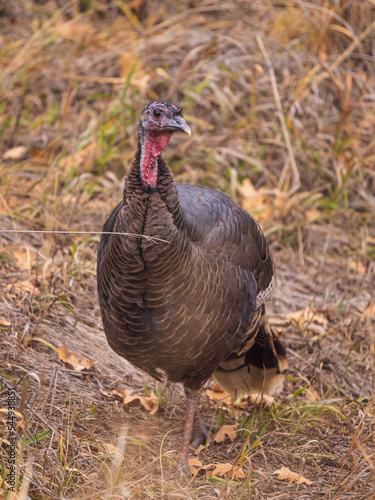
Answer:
141;133;172;189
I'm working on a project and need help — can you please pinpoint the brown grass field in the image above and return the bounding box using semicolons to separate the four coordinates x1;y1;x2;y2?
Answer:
0;1;374;498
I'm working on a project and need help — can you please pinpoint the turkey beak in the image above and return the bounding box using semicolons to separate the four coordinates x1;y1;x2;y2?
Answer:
165;116;191;136
178;119;191;137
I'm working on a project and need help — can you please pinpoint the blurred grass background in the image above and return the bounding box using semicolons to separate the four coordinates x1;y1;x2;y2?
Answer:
1;0;374;252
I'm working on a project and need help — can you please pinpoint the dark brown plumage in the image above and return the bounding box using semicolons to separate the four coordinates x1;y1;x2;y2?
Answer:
97;101;287;469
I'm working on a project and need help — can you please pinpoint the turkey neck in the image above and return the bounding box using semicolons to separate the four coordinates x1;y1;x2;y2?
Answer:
119;138;190;288
124;135;186;235
139;130;172;191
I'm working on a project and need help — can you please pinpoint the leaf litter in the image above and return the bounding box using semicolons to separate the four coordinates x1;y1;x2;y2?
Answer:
103;388;159;414
273;466;313;486
188;457;245;480
58;345;94;371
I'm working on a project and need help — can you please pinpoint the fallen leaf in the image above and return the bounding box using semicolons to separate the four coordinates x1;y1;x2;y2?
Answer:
6;280;41;296
189;460;246;479
207;462;232;477
0;317;11;326
103;442;123;457
273;466;313;485
156;67;169;79
286;307;328;327
102;389;125;401
305;207;321;222
206;387;271;411
104;388;159;415
58;346;94;371
207;462;245;479
249;393;274;407
213;424;237;443
188;457;203;477
205;388;231;402
305;386;320;402
363;303;375;319
3;146;27;160
54;20;95;40
14;248;35;271
239;178;286;222
75;431;90;440
0;409;24;429
348;259;367;275
194;444;205;455
65;467;87;477
122;390;159;414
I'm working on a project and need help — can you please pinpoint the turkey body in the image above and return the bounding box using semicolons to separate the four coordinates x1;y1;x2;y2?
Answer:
98;181;273;390
97;101;286;468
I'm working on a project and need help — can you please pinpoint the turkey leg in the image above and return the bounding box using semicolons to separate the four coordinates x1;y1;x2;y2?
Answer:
191;406;211;450
179;387;201;469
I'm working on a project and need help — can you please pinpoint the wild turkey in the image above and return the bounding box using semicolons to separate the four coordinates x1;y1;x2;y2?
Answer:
97;101;287;469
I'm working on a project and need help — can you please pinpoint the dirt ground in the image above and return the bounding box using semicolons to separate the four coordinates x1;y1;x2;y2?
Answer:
0;1;374;499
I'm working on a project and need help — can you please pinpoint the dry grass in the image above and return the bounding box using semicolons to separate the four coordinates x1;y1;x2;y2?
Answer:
0;0;374;498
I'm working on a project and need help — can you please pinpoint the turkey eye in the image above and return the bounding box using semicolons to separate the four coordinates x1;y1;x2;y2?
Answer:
153;109;161;118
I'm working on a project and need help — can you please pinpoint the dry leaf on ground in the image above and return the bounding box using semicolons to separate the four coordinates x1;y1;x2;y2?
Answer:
239;178;286;222
249;393;274;407
270;307;330;334
188;458;245;479
104;388;159;414
103;442;124;457
207;463;245;479
3;146;27;160
58;346;94;371
193;444;205;455
188;457;203;478
206;386;272;410
205;388;231;402
363;302;375;319
122;390;159;414
6;280;40;296
0;409;24;430
0;317;11;326
305;386;321;402
286;307;328;327
348;259;367;275
65;467;88;478
305;207;321;222
213;424;237;443
14;248;35;271
273;466;313;485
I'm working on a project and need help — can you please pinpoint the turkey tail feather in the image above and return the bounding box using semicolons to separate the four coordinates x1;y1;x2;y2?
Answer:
213;305;287;397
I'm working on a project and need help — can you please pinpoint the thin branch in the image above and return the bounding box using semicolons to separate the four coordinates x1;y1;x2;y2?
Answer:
0;229;169;244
